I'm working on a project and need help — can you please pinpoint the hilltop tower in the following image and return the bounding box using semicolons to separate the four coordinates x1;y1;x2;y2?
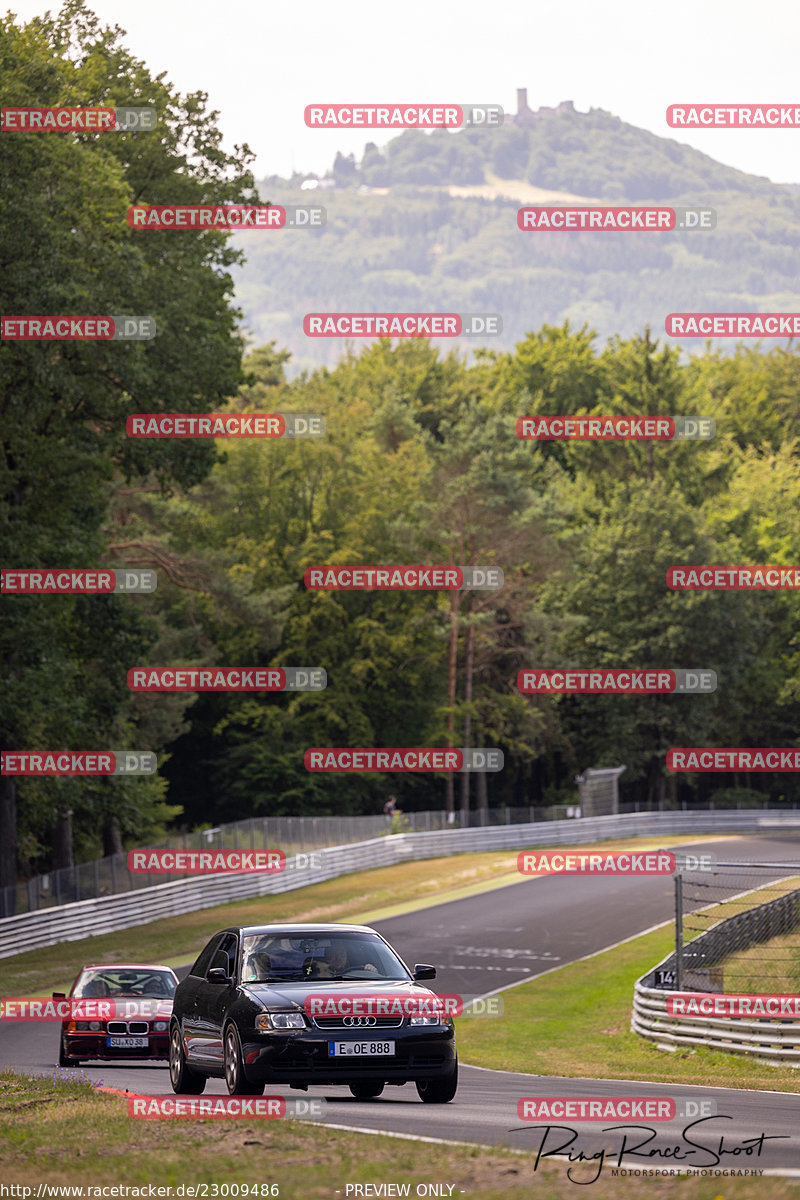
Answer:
511;92;576;126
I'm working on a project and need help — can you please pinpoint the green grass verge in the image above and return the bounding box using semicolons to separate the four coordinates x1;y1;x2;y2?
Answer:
456;925;800;1092
720;929;800;994
1;1072;797;1198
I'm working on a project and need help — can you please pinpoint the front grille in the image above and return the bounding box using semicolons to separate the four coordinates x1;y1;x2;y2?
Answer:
312;1017;404;1029
106;1021;150;1035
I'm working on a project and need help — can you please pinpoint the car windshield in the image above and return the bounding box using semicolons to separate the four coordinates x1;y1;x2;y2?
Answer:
74;969;177;998
240;933;410;983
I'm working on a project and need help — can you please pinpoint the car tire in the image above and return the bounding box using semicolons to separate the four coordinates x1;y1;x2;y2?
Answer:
169;1023;206;1094
58;1038;81;1068
224;1024;265;1096
415;1058;458;1103
349;1081;385;1099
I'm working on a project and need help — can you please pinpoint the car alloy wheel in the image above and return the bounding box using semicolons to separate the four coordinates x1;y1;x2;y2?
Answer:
224;1024;264;1096
169;1023;206;1094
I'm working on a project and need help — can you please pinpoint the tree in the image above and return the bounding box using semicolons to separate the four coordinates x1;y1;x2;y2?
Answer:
0;2;257;889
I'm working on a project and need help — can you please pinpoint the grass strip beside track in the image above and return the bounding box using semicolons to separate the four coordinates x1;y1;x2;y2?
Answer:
456;925;800;1092
0;1071;795;1198
1;835;717;997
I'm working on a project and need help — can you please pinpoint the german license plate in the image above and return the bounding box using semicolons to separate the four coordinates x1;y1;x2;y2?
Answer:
107;1037;148;1048
328;1040;395;1057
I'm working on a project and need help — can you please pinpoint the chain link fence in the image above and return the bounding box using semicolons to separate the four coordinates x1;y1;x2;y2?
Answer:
648;862;800;993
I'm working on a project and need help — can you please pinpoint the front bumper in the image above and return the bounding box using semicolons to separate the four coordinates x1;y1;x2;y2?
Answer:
240;1027;456;1084
62;1031;169;1060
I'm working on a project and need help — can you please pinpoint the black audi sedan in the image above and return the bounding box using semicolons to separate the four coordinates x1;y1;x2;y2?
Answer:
169;923;457;1102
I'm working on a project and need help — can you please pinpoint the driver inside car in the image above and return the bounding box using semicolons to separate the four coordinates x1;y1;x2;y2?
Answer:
305;941;349;978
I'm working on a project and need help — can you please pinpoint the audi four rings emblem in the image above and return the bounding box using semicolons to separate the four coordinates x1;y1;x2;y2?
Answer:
342;1015;377;1026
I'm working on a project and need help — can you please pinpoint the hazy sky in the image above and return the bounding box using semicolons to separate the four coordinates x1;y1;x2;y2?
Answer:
7;0;800;183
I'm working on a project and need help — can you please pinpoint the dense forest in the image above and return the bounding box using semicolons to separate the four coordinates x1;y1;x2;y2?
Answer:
2;5;800;885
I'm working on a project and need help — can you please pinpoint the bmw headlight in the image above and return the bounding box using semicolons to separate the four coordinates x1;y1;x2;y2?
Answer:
153;1020;168;1032
256;1011;306;1031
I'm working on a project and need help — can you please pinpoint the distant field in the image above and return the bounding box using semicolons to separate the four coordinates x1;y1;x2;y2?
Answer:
446;172;601;204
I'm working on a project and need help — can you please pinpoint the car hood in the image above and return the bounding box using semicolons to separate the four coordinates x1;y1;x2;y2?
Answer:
105;998;174;1019
241;980;437;1009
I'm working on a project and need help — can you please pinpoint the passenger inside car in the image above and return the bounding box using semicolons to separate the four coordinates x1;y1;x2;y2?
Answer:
243;951;272;981
81;977;110;997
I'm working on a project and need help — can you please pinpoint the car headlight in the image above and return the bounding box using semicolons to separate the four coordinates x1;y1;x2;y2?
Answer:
256;1011;306;1031
409;1016;443;1026
88;1021;102;1030
152;1021;169;1032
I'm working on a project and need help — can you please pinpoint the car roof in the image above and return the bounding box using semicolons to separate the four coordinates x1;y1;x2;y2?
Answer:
236;923;378;935
80;963;176;972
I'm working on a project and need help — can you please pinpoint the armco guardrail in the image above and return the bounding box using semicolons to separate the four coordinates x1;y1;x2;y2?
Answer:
632;969;800;1067
1;809;797;960
632;870;800;1067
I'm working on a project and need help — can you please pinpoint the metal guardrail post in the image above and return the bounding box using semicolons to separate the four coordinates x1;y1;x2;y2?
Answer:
674;872;684;992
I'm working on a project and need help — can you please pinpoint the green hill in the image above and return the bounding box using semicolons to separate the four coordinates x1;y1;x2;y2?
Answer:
236;103;800;372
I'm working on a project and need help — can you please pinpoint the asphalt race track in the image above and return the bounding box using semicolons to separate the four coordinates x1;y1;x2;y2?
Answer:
3;834;800;1174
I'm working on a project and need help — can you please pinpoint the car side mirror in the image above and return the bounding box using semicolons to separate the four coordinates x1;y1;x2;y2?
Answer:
52;992;66;999
207;967;230;984
413;964;436;980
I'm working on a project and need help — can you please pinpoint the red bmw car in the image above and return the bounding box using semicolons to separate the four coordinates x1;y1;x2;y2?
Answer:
54;962;178;1066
